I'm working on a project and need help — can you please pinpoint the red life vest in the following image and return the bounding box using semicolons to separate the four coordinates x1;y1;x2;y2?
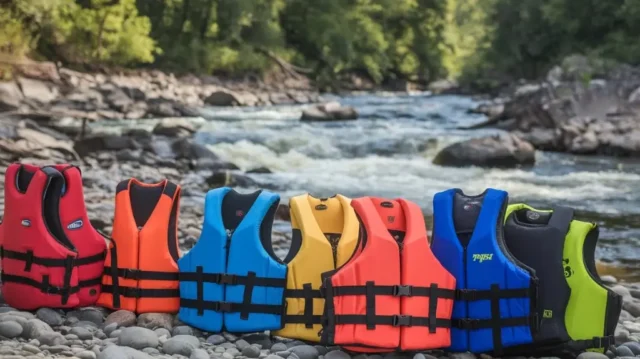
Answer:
0;164;106;310
320;197;456;352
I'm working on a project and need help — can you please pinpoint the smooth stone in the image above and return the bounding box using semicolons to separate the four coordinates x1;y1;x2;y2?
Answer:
142;347;161;355
103;323;118;337
270;343;287;353
104;310;137;328
276;351;291;358
616;345;635;357
172;325;194;336
242;333;272;349
0;314;28;326
0;321;23;338
612;285;631;298
289;353;301;359
289;346;319;359
162;334;201;356
448;354;476;359
215;347;227;353
22;318;53;339
68;308;105;326
137;313;174;330
222;353;235;359
325;350;350;359
155;328;172;338
600;275;618;284
119;327;159;350
576;353;608;359
223;332;239;342
622;341;640;354
314;346;327;356
73;320;99;329
191;348;210;359
624;321;640;333
78;350;98;359
207;334;226;345
236;339;251;350
286;341;306;349
38;331;66;346
36;308;64;327
227;347;240;355
221;342;236;349
266;355;286;359
11;311;36;319
0;307;17;313
630;289;640;300
110;329;122;338
243;346;261;358
98;345;154;359
70;326;94;340
49;344;72;353
22;344;41;353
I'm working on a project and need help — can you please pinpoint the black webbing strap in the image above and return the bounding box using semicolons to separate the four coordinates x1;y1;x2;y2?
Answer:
567;336;614;350
180;298;285;315
78;276;103;288
490;284;503;355
195;266;205;316
107;245;121;308
285;285;322;326
101;285;180;298
330;284;456;299
453;315;534;329
179;272;286;287
335;314;452;328
366;281;376;329
428;283;438;333
240;271;257;320
455;287;532;301
0;247;104;267
103;267;180;281
1;272;80;297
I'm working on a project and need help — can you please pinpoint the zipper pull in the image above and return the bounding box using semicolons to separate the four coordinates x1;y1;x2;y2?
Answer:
225;229;233;249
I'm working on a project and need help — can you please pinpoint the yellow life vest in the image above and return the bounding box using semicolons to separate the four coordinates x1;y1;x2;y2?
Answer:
273;194;359;342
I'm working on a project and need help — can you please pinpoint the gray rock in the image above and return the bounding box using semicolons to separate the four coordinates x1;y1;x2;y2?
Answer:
314;346;327;356
434;133;535;168
22;318;53;339
37;331;66;346
270;343;287;353
207;334;226;345
205;90;258;107
612;285;631;298
172;325;194;336
155;328;171;338
142;347;160;355
105;310;137;328
266;355;286;359
22;344;40;354
118;327;159;350
276;351;291;358
621;341;640;355
243;345;261;358
162;334;201;356
448;354;477;359
0;321;23;338
624;300;640;317
301;102;358;122
616;345;636;357
73;320;100;329
226;347;240;356
110;329;122;338
98;345;154;359
289;353;301;359
152;118;197;138
191;348;210;359
0;81;24;111
48;344;71;354
289;345;320;359
137;313;174;330
78;350;98;359
236;339;251;351
325;350;350;359
103;323;118;337
171;138;218;160
0;314;28;327
35;308;64;326
0;307;18;313
616;326;630;344
70;326;94;340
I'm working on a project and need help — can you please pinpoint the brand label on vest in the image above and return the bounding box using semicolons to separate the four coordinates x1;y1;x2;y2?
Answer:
21;219;31;227
543;310;553;318
472;253;493;262
67;219;84;230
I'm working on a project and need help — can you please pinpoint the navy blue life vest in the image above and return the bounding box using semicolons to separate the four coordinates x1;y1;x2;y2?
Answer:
178;188;287;332
431;188;539;354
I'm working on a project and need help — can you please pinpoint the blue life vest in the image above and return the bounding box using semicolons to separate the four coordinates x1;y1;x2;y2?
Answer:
178;188;287;332
431;188;539;354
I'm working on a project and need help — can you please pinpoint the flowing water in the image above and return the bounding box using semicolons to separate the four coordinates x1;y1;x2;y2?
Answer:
98;92;640;281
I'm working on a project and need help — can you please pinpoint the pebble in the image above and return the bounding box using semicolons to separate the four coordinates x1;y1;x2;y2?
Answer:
48;344;72;353
624;300;640;317
0;321;23;338
104;310;137;328
236;339;251;350
448;354;476;359
109;329;122;338
68;307;106;326
38;331;66;346
289;345;319;359
223;332;238;342
118;327;159;350
266;355;286;359
102;323;118;337
207;334;226;345
70;326;94;340
22;318;53;339
172;325;194;336
155;327;172;338
36;308;64;326
22;344;40;354
162;334;201;356
78;350;98;359
271;343;288;352
191;348;211;359
325;350;350;359
137;313;174;330
616;345;635;357
624;321;640;333
621;341;640;355
243;345;261;358
314;346;328;355
0;313;28;326
600;275;618;284
142;347;161;355
98;345;154;359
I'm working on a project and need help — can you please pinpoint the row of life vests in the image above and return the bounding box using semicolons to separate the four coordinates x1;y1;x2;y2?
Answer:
0;164;622;356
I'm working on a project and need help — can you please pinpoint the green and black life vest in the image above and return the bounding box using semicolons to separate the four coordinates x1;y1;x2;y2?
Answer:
502;204;622;355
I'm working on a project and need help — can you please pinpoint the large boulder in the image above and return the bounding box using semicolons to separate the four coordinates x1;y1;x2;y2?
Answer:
152;117;197;138
204;89;259;107
16;77;59;105
433;133;536;168
300;102;358;122
0;81;24;111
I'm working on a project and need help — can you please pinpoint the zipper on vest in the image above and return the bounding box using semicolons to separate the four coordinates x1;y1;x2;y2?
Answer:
463;246;469;348
224;229;233;270
328;236;339;268
395;234;404;313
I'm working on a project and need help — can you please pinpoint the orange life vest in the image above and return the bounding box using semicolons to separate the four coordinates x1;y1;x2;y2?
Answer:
321;197;456;352
97;178;182;314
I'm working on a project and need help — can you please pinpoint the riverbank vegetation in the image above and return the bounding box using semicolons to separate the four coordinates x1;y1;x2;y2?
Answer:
2;0;640;90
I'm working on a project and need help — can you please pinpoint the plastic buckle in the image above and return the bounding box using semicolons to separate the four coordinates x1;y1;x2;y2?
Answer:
456;289;476;301
456;318;480;329
122;269;140;279
219;274;237;285
217;302;233;312
392;315;412;327
393;285;412;297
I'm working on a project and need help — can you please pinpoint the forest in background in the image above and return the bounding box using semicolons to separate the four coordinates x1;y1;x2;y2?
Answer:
2;0;640;90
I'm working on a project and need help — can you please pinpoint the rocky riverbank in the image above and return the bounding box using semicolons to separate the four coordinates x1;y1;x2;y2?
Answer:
433;55;640;168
